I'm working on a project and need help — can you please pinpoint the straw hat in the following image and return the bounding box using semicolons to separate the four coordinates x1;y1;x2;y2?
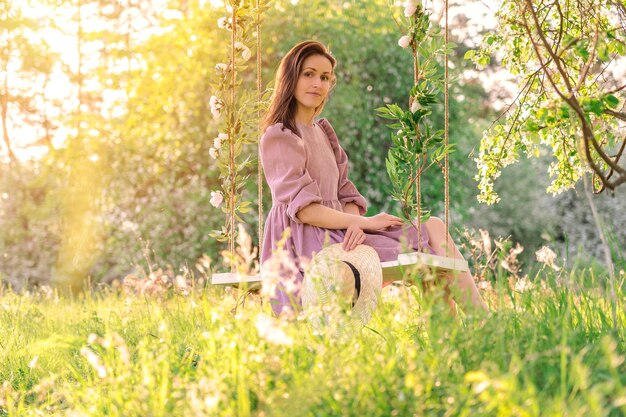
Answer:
301;244;382;335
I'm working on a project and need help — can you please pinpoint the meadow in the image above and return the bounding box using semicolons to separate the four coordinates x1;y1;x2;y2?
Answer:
1;261;624;417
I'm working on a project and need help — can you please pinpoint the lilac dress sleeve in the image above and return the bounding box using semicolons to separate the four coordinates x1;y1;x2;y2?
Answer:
317;118;368;215
260;125;323;224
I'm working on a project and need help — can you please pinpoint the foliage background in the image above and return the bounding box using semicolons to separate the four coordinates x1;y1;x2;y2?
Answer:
0;0;623;290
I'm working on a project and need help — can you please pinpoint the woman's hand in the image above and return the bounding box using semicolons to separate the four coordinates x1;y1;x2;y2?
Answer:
360;213;404;231
343;224;366;251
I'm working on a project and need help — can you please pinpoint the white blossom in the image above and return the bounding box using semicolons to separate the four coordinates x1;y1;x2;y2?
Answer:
217;17;231;29
241;47;252;61
255;313;293;346
214;133;227;149
215;63;228;72
398;35;411;48
209;148;219;159
209;96;224;120
234;42;252;62
404;0;418;17
80;347;107;378
210;191;224;208
514;277;533;292
536;246;560;270
410;99;422;113
28;355;39;369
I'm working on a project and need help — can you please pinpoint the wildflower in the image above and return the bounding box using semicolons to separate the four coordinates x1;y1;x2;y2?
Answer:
404;0;418;17
260;228;299;300
217;16;231;29
175;274;191;296
80;347;107;378
234;41;252;62
209;147;219;159
398;35;411;48
121;220;138;233
221;223;260;276
209;96;224;120
28;355;39;369
215;63;228;72
514;276;533;292
410;99;422;113
242;47;252;61
210;191;224;208
255;313;293;346
214;132;227;149
536;246;560;270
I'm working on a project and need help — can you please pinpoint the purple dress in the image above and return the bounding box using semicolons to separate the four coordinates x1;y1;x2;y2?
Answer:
260;118;432;315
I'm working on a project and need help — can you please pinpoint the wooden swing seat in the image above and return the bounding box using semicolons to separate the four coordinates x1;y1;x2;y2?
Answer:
211;251;468;287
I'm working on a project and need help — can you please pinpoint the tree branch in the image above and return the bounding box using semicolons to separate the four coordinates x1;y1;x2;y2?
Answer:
604;109;626;121
574;24;600;93
523;0;626;190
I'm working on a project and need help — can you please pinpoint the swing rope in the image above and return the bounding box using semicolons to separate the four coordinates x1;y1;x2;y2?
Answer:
412;37;422;253
257;0;264;261
228;2;238;272
444;0;450;257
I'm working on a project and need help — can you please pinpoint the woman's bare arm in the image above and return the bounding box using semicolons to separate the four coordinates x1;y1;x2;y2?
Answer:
343;202;361;216
296;203;404;231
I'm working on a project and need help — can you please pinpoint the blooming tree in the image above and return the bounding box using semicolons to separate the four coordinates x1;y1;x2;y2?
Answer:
467;0;626;204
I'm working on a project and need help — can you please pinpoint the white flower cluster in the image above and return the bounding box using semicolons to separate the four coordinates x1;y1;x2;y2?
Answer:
398;0;420;48
209;95;224;120
255;313;293;346
209;132;228;160
215;63;229;73
234;41;252;62
404;0;419;17
410;98;423;113
535;246;560;270
217;16;232;30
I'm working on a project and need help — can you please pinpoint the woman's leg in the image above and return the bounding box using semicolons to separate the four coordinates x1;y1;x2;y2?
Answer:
425;217;489;314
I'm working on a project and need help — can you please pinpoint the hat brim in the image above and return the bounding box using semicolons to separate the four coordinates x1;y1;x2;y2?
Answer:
302;244;382;333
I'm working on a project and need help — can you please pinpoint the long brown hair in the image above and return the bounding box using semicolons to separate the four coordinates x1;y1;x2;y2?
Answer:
262;40;336;135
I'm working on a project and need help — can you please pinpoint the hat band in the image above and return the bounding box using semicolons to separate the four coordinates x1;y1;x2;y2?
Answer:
342;261;361;308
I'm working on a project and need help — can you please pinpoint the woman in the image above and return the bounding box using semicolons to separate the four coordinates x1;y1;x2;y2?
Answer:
260;40;488;316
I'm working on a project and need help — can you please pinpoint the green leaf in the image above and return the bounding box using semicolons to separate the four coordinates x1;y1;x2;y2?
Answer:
604;94;619;109
575;44;590;60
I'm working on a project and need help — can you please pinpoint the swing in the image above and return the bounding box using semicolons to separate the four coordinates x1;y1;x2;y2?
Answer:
211;0;467;288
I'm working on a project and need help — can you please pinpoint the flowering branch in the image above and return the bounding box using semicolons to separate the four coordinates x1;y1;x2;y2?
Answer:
376;0;453;243
208;0;271;250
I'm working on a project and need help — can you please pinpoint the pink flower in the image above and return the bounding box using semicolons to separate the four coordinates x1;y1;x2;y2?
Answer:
214;132;228;149
404;0;418;17
210;191;224;208
235;42;252;62
398;35;411;48
242;48;252;61
217;17;231;29
209;96;224;120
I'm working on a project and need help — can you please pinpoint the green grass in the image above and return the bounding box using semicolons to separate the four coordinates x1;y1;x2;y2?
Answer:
0;268;625;416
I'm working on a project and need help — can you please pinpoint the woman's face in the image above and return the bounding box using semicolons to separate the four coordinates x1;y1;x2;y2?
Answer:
293;54;333;116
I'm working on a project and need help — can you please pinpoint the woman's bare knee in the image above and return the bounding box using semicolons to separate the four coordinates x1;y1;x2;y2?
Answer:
425;216;445;229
